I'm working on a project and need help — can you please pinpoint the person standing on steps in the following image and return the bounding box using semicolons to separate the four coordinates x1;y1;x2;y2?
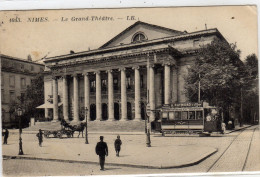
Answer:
36;129;43;147
114;135;122;157
95;136;108;171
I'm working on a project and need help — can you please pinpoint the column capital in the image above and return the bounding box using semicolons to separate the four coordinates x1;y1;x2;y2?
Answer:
119;67;126;71
132;66;140;70
94;71;101;75
106;69;113;73
146;64;155;68
162;62;171;66
52;76;58;80
72;73;79;77
82;72;89;76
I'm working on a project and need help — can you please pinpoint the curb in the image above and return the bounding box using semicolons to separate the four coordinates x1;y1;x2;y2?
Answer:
2;149;217;169
225;125;253;134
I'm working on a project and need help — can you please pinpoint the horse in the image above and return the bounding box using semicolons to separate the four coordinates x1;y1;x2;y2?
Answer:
71;122;87;138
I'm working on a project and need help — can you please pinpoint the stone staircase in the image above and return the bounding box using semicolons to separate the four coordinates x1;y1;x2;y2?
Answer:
24;120;145;132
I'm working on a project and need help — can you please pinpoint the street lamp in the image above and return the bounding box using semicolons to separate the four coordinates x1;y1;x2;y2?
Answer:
17;107;24;155
145;103;151;147
85;107;89;144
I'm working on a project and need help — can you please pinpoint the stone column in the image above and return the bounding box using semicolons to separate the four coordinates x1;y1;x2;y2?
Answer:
62;75;69;121
133;66;141;121
120;68;127;121
149;65;155;121
95;71;102;121
107;70;114;121
83;72;90;121
164;63;171;105
44;108;49;118
73;74;79;122
52;76;59;121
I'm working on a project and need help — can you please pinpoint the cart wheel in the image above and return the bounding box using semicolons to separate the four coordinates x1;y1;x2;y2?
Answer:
162;131;165;136
57;132;62;138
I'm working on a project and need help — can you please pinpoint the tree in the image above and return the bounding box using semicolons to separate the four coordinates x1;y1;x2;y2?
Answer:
17;73;44;125
184;39;242;123
241;54;258;124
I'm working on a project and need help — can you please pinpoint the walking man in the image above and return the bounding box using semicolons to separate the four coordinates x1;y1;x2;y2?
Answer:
95;136;108;170
3;129;9;144
114;135;122;157
36;129;43;147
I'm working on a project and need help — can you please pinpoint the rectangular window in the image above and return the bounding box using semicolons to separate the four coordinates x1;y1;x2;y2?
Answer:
127;76;131;89
189;111;195;120
90;80;96;92
1;90;5;103
20;64;24;70
113;77;118;90
10;91;15;102
102;79;107;91
21;78;26;89
1;74;4;86
181;111;188;120
20;92;25;103
140;75;144;88
196;111;203;120
31;65;34;71
174;111;181;120
9;76;15;87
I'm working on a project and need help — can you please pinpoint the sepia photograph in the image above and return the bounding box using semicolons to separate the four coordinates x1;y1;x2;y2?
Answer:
0;5;259;176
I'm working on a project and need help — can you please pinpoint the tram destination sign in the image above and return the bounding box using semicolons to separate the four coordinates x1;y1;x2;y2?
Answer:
172;102;202;108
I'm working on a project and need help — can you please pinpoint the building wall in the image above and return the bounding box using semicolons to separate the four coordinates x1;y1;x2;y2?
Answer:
1;55;44;127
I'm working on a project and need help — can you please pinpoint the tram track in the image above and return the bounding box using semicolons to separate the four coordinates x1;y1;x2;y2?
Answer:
206;126;257;173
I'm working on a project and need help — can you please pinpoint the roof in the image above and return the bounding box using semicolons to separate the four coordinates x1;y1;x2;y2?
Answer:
99;21;185;49
45;28;224;63
0;54;44;66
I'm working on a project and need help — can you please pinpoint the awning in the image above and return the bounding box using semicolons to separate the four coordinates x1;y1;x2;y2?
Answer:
36;102;62;109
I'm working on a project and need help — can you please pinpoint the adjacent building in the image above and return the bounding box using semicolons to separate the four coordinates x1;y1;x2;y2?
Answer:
1;54;44;127
43;21;226;122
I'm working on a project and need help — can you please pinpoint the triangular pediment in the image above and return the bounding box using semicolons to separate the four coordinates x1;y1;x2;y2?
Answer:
100;21;185;49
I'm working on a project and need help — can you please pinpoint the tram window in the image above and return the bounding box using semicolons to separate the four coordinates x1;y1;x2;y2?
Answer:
162;112;168;119
196;111;203;119
189;111;195;119
182;111;188;120
174;112;181;120
169;112;174;120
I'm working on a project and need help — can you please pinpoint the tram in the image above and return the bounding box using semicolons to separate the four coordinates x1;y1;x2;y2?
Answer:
153;102;224;136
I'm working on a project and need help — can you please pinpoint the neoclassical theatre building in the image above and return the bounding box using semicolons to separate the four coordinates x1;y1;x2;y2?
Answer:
43;21;226;122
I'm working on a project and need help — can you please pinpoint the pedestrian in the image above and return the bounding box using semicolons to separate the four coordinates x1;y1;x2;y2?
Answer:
36;129;43;147
3;129;9;145
95;136;108;171
114;135;122;157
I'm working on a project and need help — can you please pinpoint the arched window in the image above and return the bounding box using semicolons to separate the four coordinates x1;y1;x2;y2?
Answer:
132;32;147;43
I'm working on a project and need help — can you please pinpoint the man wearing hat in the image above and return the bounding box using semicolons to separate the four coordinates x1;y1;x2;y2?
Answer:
95;136;108;170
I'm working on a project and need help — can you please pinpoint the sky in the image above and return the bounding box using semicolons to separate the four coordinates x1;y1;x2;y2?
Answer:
0;6;258;62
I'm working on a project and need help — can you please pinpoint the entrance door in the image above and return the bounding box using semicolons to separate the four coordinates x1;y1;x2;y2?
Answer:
127;102;132;120
141;102;145;120
90;104;96;121
102;103;108;120
114;103;120;120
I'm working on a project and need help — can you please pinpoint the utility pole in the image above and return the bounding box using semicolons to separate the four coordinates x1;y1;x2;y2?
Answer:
198;73;201;103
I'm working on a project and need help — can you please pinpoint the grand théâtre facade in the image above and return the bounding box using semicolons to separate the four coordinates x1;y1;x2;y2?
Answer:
43;21;226;122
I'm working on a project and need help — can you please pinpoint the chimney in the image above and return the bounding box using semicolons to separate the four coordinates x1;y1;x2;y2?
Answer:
27;54;32;61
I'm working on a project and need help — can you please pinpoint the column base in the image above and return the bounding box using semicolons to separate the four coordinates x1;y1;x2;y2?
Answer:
133;118;142;121
51;119;59;122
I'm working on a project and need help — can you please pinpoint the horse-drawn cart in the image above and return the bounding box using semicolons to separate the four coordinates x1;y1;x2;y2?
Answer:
43;128;74;138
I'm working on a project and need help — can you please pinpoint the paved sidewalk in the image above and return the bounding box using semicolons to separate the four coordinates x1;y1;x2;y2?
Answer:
2;133;217;169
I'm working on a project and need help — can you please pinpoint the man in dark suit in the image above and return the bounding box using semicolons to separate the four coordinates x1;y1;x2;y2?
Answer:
3;129;9;144
95;136;108;170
